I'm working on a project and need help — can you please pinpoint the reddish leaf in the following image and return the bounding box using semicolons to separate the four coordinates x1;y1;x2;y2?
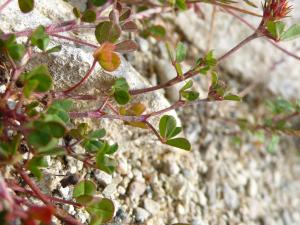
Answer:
93;42;121;72
115;40;138;53
121;21;137;32
28;205;55;224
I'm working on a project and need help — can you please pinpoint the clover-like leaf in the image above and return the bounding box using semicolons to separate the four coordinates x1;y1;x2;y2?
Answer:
115;40;138;53
93;42;121;72
22;65;52;97
18;0;34;13
96;152;117;174
95;21;121;44
159;115;178;139
82;10;96;23
281;24;300;41
166;138;191;151
30;25;50;51
7;43;26;61
27;156;48;180
87;129;106;139
73;180;96;205
87;198;115;224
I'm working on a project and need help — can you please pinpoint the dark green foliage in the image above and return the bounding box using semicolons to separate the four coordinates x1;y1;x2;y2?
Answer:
159;115;191;150
30;26;50;51
18;0;34;13
95;21;121;44
111;78;131;105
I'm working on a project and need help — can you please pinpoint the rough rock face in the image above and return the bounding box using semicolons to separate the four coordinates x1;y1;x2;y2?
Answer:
176;0;300;99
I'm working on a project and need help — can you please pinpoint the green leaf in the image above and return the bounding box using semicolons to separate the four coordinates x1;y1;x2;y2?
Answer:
105;143;118;155
267;21;285;40
27;156;48;180
0;143;10;158
175;42;187;62
47;107;70;123
267;99;294;114
73;7;81;18
159;115;177;139
95;21;121;44
112;78;129;92
91;0;107;6
30;25;50;51
83;140;104;152
175;62;183;76
23;79;39;98
180;80;193;92
87;198;114;224
87;129;106;139
28;130;52;147
46;45;62;54
73;180;96;205
281;24;300;41
148;25;166;38
18;0;34;13
114;90;130;105
51;99;73;111
7;43;26;61
211;71;218;87
175;0;187;10
38;147;65;156
166;138;191;151
44;121;66;138
181;91;199;101
81;10;96;23
224;94;241;101
23;65;52;94
96;152;116;174
267;135;280;153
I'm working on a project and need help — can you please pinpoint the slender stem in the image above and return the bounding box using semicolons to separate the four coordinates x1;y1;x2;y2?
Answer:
187;0;262;17
70;98;209;122
50;34;98;48
223;7;300;61
217;32;260;62
145;121;164;142
15;166;83;225
62;60;97;95
0;0;12;13
9;183;82;208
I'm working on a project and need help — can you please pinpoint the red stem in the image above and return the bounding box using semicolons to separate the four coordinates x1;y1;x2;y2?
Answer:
15;166;83;225
217;32;260;62
223;7;300;61
62;60;97;95
51;33;98;49
0;0;12;12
